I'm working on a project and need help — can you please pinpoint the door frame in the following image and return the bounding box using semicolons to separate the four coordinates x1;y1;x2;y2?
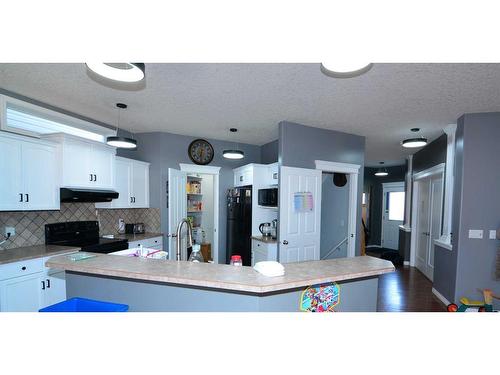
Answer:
410;163;445;267
179;163;221;264
314;160;361;257
381;181;405;250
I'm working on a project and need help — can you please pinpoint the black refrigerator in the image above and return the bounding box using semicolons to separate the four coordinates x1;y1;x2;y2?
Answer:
226;186;252;266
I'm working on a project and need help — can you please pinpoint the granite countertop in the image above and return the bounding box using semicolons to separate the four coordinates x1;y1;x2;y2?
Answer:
111;232;163;241
46;255;394;294
0;245;81;265
251;235;278;244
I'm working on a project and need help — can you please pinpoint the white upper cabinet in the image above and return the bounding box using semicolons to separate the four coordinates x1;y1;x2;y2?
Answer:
233;164;254;187
0;132;59;211
44;133;116;190
96;157;149;209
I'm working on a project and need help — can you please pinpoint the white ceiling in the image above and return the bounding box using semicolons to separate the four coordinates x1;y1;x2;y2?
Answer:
1;63;500;166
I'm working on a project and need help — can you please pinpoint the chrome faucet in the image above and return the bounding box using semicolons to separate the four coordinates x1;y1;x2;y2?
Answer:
175;218;193;261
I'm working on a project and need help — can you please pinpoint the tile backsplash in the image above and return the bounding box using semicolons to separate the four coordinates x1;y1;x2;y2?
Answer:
0;203;161;250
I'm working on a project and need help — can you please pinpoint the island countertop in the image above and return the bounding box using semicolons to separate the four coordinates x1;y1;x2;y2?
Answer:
46;254;394;294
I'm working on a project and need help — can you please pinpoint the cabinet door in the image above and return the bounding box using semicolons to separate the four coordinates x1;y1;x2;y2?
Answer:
40;271;66;309
0;273;43;312
131;161;149;208
22;142;59;210
91;144;115;189
62;138;92;187
0;137;23;211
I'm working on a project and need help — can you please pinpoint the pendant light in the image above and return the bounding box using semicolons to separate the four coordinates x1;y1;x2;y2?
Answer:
86;63;145;82
223;128;245;159
374;162;388;177
320;62;373;78
106;103;137;149
401;127;427;148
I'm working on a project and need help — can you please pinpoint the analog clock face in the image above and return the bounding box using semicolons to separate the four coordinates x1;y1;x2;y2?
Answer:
188;139;214;165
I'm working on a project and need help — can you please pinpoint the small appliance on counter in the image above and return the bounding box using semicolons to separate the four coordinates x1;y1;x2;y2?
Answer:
259;222;272;237
271;219;278;239
125;223;145;234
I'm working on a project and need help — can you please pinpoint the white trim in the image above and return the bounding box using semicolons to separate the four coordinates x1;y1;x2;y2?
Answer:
178;163;220;264
404;155;413;225
432;287;451;306
413;163;445;181
315;160;360;258
314;160;361;174
381;181;405;188
403;261;410;266
179;163;221;174
399;225;411;232
434;239;453;251
366;245;382;249
439;124;456;247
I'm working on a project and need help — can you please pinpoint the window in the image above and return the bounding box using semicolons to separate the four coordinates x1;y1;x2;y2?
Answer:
388;191;405;221
1;95;115;143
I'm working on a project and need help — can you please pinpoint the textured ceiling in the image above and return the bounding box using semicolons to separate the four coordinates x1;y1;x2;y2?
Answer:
1;63;500;166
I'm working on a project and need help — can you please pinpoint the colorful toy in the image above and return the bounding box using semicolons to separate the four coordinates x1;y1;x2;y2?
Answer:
447;289;499;312
300;283;340;312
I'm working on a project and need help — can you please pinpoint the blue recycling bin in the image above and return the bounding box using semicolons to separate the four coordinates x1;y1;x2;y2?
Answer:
39;297;129;312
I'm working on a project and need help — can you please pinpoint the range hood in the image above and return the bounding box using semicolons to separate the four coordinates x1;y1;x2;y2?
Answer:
60;188;119;203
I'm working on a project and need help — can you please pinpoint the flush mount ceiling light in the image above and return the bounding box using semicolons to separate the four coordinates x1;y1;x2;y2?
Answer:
401;128;427;148
223;128;245;160
106;103;137;149
86;63;145;82
320;62;373;78
374;162;388;177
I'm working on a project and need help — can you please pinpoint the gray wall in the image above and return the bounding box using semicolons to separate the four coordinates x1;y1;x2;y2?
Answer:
450;113;500;309
278;121;365;255
119;132;261;264
260;139;278;164
363;165;407;247
320;173;349;259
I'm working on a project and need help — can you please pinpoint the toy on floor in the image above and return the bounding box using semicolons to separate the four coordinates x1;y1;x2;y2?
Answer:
447;289;499;312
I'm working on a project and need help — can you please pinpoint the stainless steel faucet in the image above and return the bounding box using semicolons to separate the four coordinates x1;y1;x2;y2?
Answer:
175;218;193;261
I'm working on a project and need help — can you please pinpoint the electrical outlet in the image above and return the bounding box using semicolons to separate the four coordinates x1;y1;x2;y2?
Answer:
4;226;15;237
468;229;483;239
489;230;497;240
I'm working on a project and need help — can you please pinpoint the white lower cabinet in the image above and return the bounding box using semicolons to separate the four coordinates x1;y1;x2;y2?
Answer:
0;254;74;312
251;239;278;266
128;236;163;251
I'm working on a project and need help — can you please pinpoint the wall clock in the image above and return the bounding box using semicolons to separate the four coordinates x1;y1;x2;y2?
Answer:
188;139;214;165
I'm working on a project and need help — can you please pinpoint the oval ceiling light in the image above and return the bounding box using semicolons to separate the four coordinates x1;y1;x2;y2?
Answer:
86;63;145;82
401;137;428;148
106;103;137;149
320;62;373;78
223;128;245;160
374;162;388;177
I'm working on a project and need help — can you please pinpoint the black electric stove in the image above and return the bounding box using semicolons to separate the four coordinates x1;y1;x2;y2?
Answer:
45;221;128;254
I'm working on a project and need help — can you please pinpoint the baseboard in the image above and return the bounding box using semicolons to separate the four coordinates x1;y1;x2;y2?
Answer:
432;287;451;306
403;261;410;266
366;245;382;249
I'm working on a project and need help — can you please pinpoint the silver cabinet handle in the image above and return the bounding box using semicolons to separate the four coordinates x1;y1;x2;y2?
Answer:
282;240;288;245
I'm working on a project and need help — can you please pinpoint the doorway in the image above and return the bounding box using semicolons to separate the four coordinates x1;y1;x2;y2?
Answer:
410;164;445;281
167;164;220;263
381;182;405;250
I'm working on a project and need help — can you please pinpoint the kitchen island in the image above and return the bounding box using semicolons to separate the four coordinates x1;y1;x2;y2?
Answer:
45;255;394;312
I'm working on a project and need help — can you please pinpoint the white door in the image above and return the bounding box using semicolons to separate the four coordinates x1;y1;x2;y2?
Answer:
62;138;93;188
0;136;23;210
91;144;115;189
22;142;59;210
168;168;187;260
381;182;405;250
0;273;43;312
131;161;149;208
114;158;132;207
415;175;443;281
41;271;67;308
279;166;322;263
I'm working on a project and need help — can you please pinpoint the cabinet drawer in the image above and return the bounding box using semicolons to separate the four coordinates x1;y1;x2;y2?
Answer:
129;236;163;249
0;258;44;281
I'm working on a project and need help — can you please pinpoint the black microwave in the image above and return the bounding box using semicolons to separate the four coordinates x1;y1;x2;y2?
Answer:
258;188;278;207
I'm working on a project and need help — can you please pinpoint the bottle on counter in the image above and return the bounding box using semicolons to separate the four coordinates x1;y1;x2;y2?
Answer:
230;255;243;266
188;244;204;263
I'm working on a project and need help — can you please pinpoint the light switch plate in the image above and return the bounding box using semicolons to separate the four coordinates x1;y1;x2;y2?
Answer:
468;229;483;239
489;230;497;240
4;226;15;237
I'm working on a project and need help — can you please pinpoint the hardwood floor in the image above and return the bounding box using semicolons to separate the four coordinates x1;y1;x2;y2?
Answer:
377;265;447;312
